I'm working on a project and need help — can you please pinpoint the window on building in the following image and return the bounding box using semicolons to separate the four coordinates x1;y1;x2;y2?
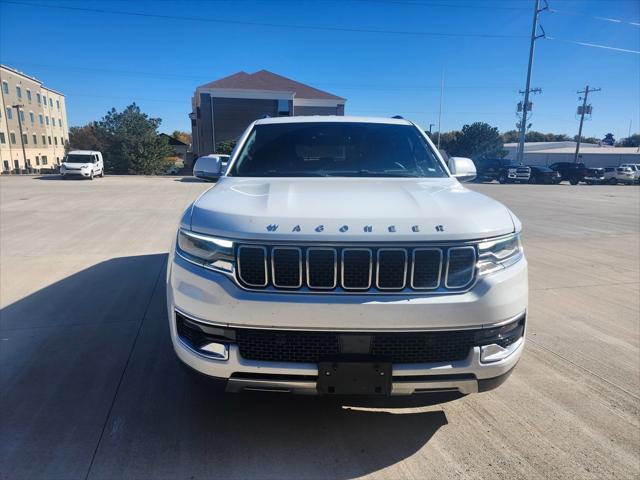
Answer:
6;108;13;119
56;100;60;110
54;137;58;145
39;114;43;125
26;90;32;102
60;136;64;145
19;110;25;122
10;132;16;144
26;159;31;167
37;93;41;104
41;135;45;144
51;118;56;127
3;161;9;172
43;156;49;165
14;160;19;170
32;134;37;144
49;98;53;107
16;86;22;98
42;95;47;106
2;81;8;94
277;99;291;116
0;132;5;144
45;116;49;125
59;118;62;127
22;133;28;144
36;156;40;166
29;112;34;124
48;136;51;145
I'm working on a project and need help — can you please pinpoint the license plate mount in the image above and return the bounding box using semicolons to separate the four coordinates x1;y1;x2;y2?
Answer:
317;362;392;395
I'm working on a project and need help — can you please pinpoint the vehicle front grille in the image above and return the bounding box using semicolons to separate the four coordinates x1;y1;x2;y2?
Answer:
236;328;476;364
236;244;476;293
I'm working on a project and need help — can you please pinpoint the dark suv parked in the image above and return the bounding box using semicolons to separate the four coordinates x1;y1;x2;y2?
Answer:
548;162;589;185
473;158;531;183
527;165;562;184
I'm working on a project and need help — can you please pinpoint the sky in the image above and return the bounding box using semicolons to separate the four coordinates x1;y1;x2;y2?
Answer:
1;0;638;140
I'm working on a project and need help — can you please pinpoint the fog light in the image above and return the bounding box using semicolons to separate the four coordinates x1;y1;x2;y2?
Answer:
480;339;522;363
198;342;229;361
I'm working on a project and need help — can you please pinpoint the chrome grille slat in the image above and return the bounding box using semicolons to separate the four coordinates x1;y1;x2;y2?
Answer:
235;244;477;294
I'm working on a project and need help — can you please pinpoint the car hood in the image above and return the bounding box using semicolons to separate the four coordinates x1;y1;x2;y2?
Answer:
187;177;516;241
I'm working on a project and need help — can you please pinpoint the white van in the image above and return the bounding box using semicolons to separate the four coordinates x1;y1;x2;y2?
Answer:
60;150;104;180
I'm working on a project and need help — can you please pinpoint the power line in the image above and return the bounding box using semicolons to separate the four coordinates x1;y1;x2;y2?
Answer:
0;0;527;39
545;36;640;54
549;8;640;27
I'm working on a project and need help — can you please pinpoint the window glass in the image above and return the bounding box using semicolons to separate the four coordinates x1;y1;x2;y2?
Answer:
29;112;34;123
0;132;5;144
22;133;28;144
39;114;43;124
27;90;32;101
230;122;449;178
6;108;12;119
2;81;8;94
32;134;37;144
16;86;22;98
10;132;16;144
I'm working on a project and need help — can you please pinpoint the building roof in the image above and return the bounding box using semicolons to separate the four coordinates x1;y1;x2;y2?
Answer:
198;70;346;101
505;141;640;155
254;115;411;126
159;133;188;146
0;64;65;96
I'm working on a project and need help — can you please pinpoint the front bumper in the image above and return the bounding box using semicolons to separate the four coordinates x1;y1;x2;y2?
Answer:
61;169;92;177
167;252;528;395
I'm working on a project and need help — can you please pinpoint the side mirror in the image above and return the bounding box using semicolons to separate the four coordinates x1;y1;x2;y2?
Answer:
193;156;222;181
448;157;477;182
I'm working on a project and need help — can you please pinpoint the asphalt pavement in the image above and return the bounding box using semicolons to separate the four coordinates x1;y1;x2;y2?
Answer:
1;175;638;480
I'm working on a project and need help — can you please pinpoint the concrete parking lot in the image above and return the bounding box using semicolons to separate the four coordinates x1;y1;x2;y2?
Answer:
1;175;638;480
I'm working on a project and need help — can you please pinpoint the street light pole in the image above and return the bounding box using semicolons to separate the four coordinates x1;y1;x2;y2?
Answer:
574;86;601;163
12;104;28;172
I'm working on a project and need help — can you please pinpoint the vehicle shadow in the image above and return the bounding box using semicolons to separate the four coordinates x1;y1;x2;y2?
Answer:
174;176;216;183
1;254;453;479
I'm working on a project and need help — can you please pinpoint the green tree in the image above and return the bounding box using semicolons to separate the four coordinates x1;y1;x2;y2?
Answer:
445;122;505;160
216;139;237;155
68;123;103;152
617;134;640;147
95;104;174;174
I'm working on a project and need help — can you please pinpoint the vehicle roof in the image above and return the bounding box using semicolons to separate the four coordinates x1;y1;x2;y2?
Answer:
253;115;413;126
67;150;101;154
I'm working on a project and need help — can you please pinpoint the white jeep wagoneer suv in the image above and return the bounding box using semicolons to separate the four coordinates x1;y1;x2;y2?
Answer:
167;116;527;396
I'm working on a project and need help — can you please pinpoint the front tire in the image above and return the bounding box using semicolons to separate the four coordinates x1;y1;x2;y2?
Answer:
609;178;618;185
569;177;579;185
89;171;94;180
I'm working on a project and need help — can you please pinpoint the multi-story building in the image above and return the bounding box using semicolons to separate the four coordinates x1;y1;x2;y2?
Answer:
0;65;69;173
191;70;346;157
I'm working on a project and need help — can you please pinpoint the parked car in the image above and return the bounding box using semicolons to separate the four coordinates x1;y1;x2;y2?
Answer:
473;158;531;183
584;168;607;185
193;154;230;181
548;162;589;185
60;150;104;180
168;116;527;396
527;165;561;184
619;163;640;183
607;166;637;185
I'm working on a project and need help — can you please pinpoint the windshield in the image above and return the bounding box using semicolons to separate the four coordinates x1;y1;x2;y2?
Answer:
65;154;94;164
228;122;448;178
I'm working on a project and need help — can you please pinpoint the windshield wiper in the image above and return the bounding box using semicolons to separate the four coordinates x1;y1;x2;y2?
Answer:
324;170;420;177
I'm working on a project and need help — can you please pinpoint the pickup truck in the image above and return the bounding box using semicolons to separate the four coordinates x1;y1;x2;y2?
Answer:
473;158;531;184
167;116;528;397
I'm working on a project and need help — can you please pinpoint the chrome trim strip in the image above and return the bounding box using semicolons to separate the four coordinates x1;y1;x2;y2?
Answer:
376;248;408;290
306;247;337;289
173;307;527;333
445;246;477;289
341;248;373;290
271;247;303;289
410;248;443;290
237;245;268;287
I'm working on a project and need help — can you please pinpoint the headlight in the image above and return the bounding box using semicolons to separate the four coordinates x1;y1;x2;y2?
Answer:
176;229;235;273
476;233;523;276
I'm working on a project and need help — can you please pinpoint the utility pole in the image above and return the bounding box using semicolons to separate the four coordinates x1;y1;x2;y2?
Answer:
437;69;444;150
429;123;435;134
516;0;548;164
12;104;28;171
574;86;601;163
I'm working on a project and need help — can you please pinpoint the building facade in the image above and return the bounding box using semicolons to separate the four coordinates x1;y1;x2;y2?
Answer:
191;70;346;157
504;142;640;168
0;65;69;173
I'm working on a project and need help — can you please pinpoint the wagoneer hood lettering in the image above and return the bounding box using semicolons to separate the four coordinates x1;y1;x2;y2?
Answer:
188;177;515;241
